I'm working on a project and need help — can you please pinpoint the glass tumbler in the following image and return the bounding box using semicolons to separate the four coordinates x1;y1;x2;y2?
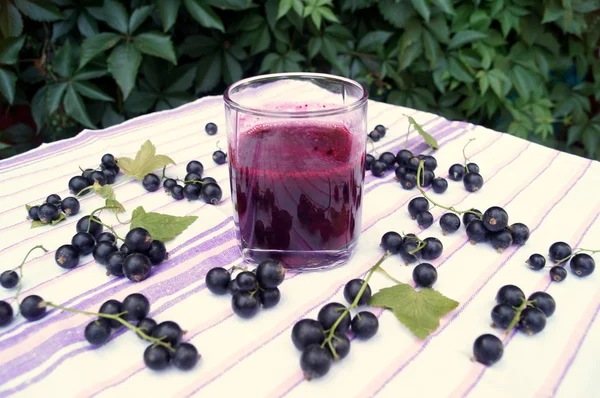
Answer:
223;73;368;270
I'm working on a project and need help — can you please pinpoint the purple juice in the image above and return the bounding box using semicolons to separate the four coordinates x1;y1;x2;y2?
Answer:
229;121;365;269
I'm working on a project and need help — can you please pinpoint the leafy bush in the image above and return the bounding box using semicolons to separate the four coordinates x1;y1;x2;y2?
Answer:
1;0;599;159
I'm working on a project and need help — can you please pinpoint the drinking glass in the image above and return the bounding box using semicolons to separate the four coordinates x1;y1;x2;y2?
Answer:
223;73;368;270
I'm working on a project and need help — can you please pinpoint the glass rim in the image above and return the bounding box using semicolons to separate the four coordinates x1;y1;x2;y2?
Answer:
223;72;368;118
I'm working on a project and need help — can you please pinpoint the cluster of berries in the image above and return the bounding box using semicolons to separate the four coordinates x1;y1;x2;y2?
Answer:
526;241;597;282
380;231;444;265
68;154;120;195
448;162;484;192
27;194;80;223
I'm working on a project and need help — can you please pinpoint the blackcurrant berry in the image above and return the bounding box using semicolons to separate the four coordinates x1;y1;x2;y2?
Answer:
202;176;217;184
473;334;503;366
55;244;81;269
0;270;19;289
38;203;59;224
28;205;40;221
399;238;420;264
256;259;285;288
380;231;403;254
379;152;396;169
163;178;177;192
123;253;152;282
201;182;222;205
351;311;379;339
440;213;461;235
20;295;46;321
465;163;479;173
68;176;90;195
143;345;171;371
466;219;488;244
518;307;547;335
343;279;371;306
569;253;595;277
142;174;161;192
368;129;382;142
509;223;530;245
101;154;116;168
212;150;227;165
395;166;407;180
76;216;103;238
152;321;183;345
421;237;443;260
171;185;184;200
448;164;465;181
71;232;96;255
432;177;448;194
183;183;201;200
236;271;257;292
495;285;525;307
365;154;375;171
550;266;567;282
173;343;200;370
549;242;572;263
228;278;240;295
89;170;107;186
205;122;218;135
99;299;123;328
93;241;118;265
84;318;111;345
82;168;94;180
258;288;281;308
0;301;14;326
422;155;437;171
125;227;153;252
528;292;556;317
122;293;150;321
463;172;483;192
327;332;350;360
185;172;202;182
491;303;516;329
318;302;350;332
206;267;231;295
412;263;437;288
370;160;387;177
291;319;325;350
526;253;546;270
97;232;116;243
489;230;513;253
119;243;132;255
374;124;386;136
102;168;117;184
105;251;126;276
462;209;482;227
137;317;157;338
147;240;167;265
417;211;434;229
61;197;80;216
420;169;435;187
482;206;509;232
186;160;204;175
408;197;429;219
232;291;260;318
46;194;61;206
399;172;417;190
396;149;413;166
300;344;331;380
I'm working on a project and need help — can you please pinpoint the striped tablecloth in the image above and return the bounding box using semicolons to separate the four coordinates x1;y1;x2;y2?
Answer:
0;96;599;398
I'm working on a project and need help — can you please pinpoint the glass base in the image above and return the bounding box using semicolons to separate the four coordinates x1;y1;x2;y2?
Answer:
240;240;358;271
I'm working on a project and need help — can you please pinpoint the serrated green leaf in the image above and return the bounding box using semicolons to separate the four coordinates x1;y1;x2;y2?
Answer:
277;0;293;18
53;40;75;78
0;37;26;65
0;67;17;104
108;42;142;99
117;140;175;181
411;0;430;22
448;57;473;83
156;0;180;31
422;30;441;67
426;17;450;43
77;11;99;38
52;9;76;41
431;0;454;14
130;206;197;242
79;32;122;69
378;0;416;28
103;0;128;33
64;84;95;128
0;2;24;37
51;212;66;225
357;31;392;52
14;0;62;21
511;65;535;100
73;81;113;101
398;42;422;70
129;5;154;33
93;181;115;200
106;198;125;213
370;283;458;339
542;2;563;23
46;82;67;113
124;89;157;114
448;30;487;49
408;116;438;149
133;32;177;64
183;0;224;32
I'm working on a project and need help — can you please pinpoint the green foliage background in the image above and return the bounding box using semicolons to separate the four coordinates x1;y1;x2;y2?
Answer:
0;0;599;160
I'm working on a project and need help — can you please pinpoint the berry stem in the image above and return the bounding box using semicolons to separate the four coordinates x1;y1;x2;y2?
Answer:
367;136;379;156
75;185;95;198
462;138;476;171
555;248;600;265
42;301;175;351
89;214;125;242
416;162;482;218
228;265;247;273
179;179;206;185
375;266;402;284
13;245;49;305
504;298;535;336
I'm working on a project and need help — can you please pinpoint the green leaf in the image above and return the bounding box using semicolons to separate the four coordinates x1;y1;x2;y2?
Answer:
0;37;25;65
542;2;563;23
206;0;252;10
318;6;339;23
369;283;459;339
448;57;473;83
103;0;128;33
124;89;157;114
165;63;197;93
183;0;224;32
73;81;113;101
448;30;487;49
51;212;66;225
30;85;48;131
250;25;271;55
488;68;510;97
133;32;177;64
130;206;197;242
0;2;23;37
14;0;62;21
307;37;322;59
79;32;122;69
378;0;416;28
64;84;95;128
47;82;67;113
426;17;450;43
408;116;438;149
511;65;535;100
73;65;109;81
52;9;76;41
223;51;242;85
156;0;180;31
117;140;175;181
422;30;441;67
102;105;124;128
431;0;454;14
106;198;125;213
357;31;392;52
277;0;292;18
129;5;154;34
196;54;221;92
93;181;116;200
77;11;99;38
411;0;430;22
0;68;17;104
108;42;142;99
53;40;74;78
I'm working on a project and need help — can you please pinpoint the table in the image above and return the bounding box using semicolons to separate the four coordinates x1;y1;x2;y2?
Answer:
0;96;599;398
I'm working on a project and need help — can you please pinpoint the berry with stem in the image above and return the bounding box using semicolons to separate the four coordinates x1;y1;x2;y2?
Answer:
185;172;202;182
85;319;112;345
20;295;47;321
163;178;177;192
97;232;116;243
121;293;151;321
55;244;81;269
528;292;556;317
232;291;260;318
206;267;231;295
496;285;525;307
549;242;572;263
92;241;118;265
569;253;595;277
38;203;59;224
370;160;387;177
12;245;48;304
351;311;379;339
489;230;513;253
465;163;479;173
0;271;19;289
491;303;516;329
173;343;200;370
300;344;332;380
517;308;547;335
212;150;227;165
99;299;123;328
152;321;183;345
258;288;281;308
463;172;484;192
550;266;567;282
61;197;80;216
463;209;482;227
46;194;61;206
201;183;222;205
183;183;201;200
326;332;350;360
408;197;429;219
144;345;171;371
256;260;285;288
421;237;443;260
526;254;546;270
123;253;152;282
292;319;325;350
89;171;107;186
69;176;90;195
440;213;461;235
76;215;103;238
448;164;465;181
343;279;371;306
380;231;403;254
236;271;257;291
137;318;157;338
318;302;351;332
71;232;96;255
